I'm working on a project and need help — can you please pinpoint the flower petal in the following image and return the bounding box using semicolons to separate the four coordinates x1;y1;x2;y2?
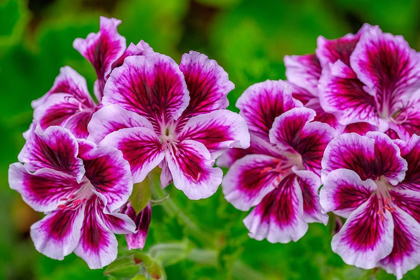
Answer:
78;140;133;212
318;61;378;126
331;197;394;269
344;122;376;135
391;190;420;225
100;128;164;185
64;110;95;139
379;206;420;279
32;66;94;109
284;54;321;95
243;174;308;243
111;40;154;69
103;53;189;125
294;169;328;224
222;154;280;211
121;203;152;250
320;169;376;218
74;197;118;269
18;125;84;180
87;104;153;144
178;109;250;158
30;207;84;260
350;26;420;115
165;140;223;200
9;163;81;212
73;16;126;101
397;134;420;191
236;80;301;141
179;51;234;119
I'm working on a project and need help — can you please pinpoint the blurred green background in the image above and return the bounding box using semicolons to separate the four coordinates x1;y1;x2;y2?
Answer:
2;0;420;279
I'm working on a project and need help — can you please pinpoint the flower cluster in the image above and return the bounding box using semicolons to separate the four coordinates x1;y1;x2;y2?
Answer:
221;24;420;278
9;17;248;268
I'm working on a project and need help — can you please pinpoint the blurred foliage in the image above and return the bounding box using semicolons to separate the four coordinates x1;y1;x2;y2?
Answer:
2;0;420;279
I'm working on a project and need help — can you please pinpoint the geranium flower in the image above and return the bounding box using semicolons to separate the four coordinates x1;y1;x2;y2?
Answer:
320;132;420;279
121;202;152;250
284;24;376;136
319;26;420;139
32;17;153;138
87;51;250;199
222;80;337;242
9;125;135;268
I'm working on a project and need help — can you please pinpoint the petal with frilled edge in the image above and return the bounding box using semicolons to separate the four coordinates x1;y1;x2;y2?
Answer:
284;54;321;95
121;202;152;250
111;40;154;70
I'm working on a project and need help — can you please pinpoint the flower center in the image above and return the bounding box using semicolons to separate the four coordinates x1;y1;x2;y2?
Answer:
159;123;179;152
57;177;93;210
375;176;396;221
260;152;304;184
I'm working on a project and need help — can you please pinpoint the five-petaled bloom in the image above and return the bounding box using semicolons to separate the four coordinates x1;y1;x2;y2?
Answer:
9;126;135;268
320;132;420;279
87;50;250;199
221;80;336;243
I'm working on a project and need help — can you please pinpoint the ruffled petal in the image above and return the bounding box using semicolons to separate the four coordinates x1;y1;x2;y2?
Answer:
379;206;420;279
9;163;81;212
319;61;379;126
103;53;189;126
320;169;376;218
397;134;420;191
284;54;321;95
222;154;281;211
74;197;118;269
32;66;94;109
294;169;328;224
87;104;153;144
121;202;152;250
331;197;394;269
350;26;420;116
111;40;154;69
165;140;223;200
73;16;126;101
30;207;84;260
179;51;234;119
243;174;308;243
236;80;301;141
178;109;250;158
100;128;164;185
78;140;133;212
391;189;420;225
64;110;95;139
18;125;84;180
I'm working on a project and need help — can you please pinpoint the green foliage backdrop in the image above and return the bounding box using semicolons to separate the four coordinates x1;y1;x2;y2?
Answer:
1;0;420;279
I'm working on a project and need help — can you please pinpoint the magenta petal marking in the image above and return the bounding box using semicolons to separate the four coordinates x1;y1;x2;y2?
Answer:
18;125;84;180
122;203;152;250
294;169;328;224
32;66;94;109
318;61;378;126
350;26;420;116
379;207;420;280
397;134;420;191
222;154;280;211
179;51;234;118
87;104;154;144
30;207;84;260
284;54;321;95
78;141;133;212
243;174;308;243
111;40;154;70
178;109;250;158
74;197;118;269
73;16;126;101
165;140;223;200
100;127;164;184
320;169;376;218
344;122;376;135
237;80;301;141
391;190;420;224
8;163;81;212
64;110;95;139
103;53;189;125
331;197;394;269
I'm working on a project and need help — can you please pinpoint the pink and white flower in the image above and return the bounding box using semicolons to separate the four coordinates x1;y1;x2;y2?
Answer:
222;80;337;243
87;51;250;200
32;17;153;138
9;126;135;269
320;132;420;279
318;26;420;140
121;202;152;250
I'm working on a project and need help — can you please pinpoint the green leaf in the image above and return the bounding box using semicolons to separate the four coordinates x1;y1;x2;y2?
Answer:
130;181;151;213
104;256;139;278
